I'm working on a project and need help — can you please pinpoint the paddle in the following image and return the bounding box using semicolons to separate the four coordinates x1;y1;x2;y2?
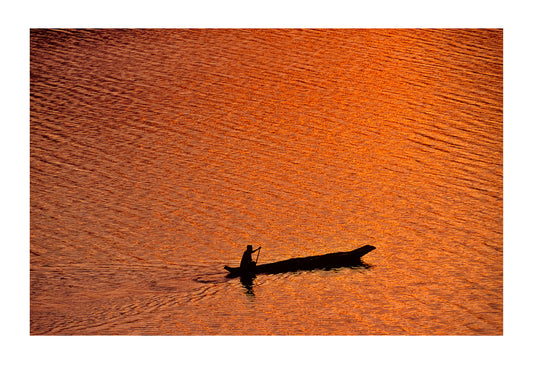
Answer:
255;246;261;263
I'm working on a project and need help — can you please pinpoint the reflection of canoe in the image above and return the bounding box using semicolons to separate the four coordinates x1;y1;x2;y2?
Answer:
224;245;375;278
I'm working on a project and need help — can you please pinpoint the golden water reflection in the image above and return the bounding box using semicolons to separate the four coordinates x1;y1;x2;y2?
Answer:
31;29;502;335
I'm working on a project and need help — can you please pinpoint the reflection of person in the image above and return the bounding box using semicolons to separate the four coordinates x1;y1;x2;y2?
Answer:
240;245;260;270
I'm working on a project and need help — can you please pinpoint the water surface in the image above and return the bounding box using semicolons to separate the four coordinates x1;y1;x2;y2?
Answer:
30;29;502;335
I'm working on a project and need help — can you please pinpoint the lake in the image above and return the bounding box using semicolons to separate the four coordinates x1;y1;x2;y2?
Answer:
30;28;502;335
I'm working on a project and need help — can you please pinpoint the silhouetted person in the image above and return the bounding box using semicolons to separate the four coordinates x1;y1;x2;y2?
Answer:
240;245;260;272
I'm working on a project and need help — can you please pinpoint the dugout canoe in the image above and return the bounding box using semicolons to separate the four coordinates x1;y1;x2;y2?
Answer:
224;244;375;278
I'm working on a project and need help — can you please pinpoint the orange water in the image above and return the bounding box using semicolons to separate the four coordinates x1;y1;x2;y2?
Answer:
30;29;502;335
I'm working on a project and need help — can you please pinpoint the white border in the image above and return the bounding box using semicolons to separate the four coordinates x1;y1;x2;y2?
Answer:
4;1;531;376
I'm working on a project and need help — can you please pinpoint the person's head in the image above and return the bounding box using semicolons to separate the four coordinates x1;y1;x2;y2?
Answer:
246;245;253;252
